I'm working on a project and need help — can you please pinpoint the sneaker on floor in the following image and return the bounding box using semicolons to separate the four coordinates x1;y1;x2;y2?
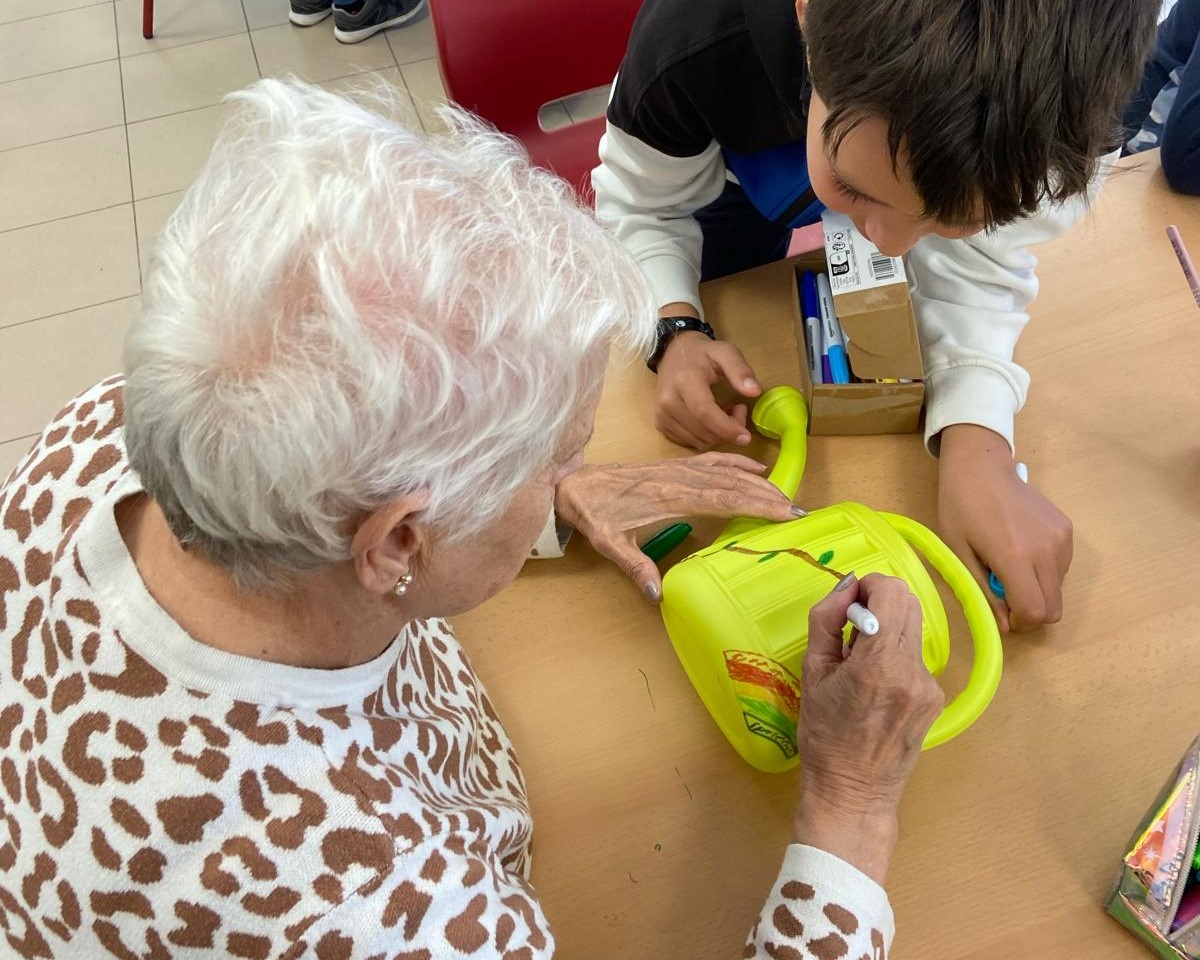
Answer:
289;0;333;25
333;0;426;43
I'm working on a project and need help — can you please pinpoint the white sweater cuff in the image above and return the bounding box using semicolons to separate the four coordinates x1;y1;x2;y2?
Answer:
746;844;896;958
924;362;1020;456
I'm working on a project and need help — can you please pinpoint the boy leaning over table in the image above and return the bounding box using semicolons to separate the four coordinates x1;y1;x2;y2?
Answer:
592;0;1160;633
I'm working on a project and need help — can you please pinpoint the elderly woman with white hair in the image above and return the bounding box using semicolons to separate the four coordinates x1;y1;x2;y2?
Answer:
0;80;942;959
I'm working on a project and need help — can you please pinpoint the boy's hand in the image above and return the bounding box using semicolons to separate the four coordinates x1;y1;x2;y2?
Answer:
655;332;762;449
936;424;1073;633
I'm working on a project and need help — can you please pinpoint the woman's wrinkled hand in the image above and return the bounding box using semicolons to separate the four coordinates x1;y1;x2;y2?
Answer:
554;452;802;600
794;574;944;883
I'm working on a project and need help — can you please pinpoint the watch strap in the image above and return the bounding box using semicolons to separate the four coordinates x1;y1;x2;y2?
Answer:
647;315;716;373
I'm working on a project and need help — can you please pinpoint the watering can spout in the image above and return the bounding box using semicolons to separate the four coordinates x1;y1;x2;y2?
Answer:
713;386;809;547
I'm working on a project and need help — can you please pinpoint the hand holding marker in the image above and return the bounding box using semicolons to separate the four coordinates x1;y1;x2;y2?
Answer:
847;601;879;636
987;461;1030;600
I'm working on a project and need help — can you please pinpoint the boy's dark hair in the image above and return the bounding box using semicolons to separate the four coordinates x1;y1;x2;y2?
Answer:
803;0;1160;227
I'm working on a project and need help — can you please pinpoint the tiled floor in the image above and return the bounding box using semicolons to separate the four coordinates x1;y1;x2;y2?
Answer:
0;0;608;480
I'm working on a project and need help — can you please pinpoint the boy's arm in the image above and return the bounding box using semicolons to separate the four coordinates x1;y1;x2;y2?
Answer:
592;117;727;316
906;154;1115;632
907;151;1118;455
594;114;765;448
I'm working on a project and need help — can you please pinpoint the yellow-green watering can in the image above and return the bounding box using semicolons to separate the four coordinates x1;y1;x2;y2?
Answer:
660;386;1003;773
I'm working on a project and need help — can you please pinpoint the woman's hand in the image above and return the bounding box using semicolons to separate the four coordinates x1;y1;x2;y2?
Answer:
554;452;802;600
794;574;944;884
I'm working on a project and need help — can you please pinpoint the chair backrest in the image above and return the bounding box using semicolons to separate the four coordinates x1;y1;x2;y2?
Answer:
429;0;642;146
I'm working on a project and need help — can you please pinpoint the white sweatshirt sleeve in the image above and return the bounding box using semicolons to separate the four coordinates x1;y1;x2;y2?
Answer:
909;150;1118;454
592;120;728;316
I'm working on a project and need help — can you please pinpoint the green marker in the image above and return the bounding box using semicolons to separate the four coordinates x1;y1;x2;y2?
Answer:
640;522;693;562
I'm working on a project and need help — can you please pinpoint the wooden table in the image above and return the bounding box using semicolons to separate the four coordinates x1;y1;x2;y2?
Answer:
457;152;1200;959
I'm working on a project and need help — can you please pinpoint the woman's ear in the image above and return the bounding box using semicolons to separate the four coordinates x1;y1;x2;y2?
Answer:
349;492;431;596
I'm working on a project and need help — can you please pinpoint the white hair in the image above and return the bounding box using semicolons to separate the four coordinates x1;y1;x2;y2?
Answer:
123;77;654;590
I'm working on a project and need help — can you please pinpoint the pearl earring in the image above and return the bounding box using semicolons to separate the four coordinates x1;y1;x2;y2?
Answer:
393;572;414;597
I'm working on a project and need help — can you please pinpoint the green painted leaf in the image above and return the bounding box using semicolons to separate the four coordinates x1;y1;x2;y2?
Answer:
757;552;779;563
818;550;835;565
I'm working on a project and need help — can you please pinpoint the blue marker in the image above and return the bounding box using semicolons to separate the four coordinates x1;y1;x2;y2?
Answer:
816;272;850;384
800;272;824;385
988;462;1030;600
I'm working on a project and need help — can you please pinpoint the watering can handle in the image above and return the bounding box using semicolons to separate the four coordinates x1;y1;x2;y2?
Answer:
878;512;1004;749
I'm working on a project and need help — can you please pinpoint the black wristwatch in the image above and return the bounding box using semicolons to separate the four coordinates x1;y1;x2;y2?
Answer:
647;316;716;373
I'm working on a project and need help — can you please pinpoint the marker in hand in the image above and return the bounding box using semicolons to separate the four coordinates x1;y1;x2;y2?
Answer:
987;461;1029;600
846;602;879;636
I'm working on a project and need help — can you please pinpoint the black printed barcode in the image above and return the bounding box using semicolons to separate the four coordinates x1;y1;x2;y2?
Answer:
869;253;896;281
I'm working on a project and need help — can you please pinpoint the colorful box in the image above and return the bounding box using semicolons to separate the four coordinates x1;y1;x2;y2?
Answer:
1108;734;1200;958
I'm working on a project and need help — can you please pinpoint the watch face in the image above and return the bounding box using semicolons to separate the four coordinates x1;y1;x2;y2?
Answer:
656;318;713;348
660;317;711;336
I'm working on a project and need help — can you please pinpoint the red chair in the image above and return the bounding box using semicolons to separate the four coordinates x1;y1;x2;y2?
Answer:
428;0;642;202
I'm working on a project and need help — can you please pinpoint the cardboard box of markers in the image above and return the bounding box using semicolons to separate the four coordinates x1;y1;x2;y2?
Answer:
790;210;926;435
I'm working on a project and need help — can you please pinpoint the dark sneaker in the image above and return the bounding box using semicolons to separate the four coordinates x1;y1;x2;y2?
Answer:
289;0;333;26
333;0;426;43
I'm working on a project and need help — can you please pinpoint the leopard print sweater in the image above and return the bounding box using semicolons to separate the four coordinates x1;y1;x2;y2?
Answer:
0;378;896;959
